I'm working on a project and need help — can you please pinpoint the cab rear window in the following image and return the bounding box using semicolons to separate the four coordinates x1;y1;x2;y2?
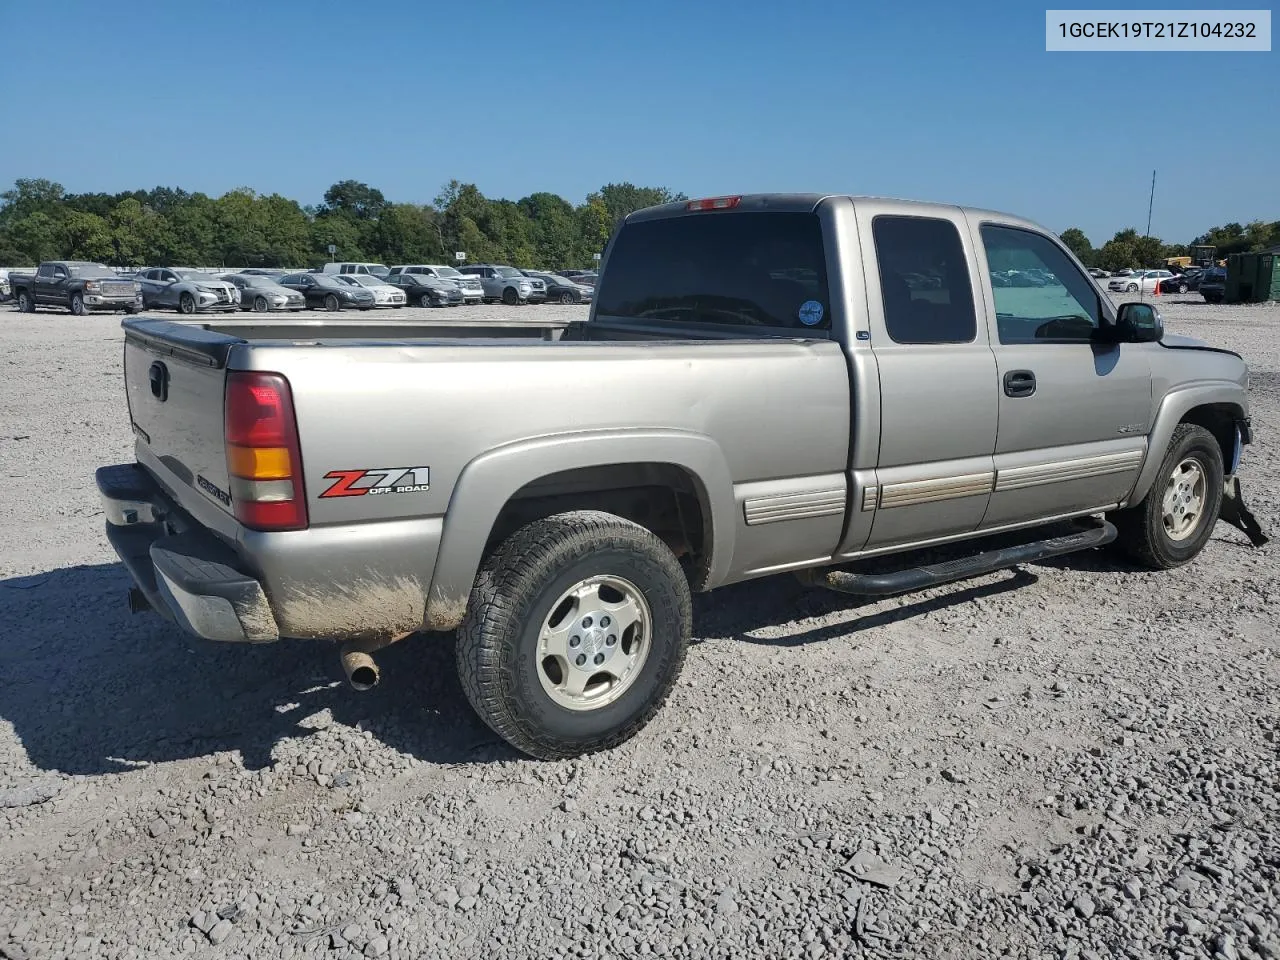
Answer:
595;212;831;331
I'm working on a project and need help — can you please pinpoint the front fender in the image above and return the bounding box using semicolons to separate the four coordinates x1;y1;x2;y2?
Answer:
1127;383;1247;505
424;429;736;630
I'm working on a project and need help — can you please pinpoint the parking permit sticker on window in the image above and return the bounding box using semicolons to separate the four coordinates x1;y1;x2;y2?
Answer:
798;301;824;326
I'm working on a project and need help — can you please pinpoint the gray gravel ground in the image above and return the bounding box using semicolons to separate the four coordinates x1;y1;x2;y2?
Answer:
1;295;1277;960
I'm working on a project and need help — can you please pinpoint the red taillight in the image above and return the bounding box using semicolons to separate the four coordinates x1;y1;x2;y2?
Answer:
686;196;742;211
224;371;308;531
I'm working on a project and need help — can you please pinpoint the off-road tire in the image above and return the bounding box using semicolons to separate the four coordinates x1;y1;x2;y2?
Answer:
70;294;86;316
456;510;692;760
1111;423;1223;570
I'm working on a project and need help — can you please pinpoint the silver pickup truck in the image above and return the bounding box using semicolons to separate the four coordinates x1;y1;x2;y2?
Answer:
97;194;1266;760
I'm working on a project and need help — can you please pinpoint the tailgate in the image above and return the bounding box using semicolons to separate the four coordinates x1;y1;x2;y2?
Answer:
123;321;238;530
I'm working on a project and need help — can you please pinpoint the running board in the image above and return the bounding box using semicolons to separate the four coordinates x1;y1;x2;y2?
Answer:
797;519;1117;598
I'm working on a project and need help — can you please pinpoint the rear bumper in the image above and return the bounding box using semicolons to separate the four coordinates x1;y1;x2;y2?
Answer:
96;463;279;643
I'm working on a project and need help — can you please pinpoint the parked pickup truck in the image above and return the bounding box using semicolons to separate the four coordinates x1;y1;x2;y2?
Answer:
11;261;143;315
96;194;1266;760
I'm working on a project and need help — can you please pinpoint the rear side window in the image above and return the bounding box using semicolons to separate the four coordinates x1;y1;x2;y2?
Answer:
872;216;976;344
595;212;831;331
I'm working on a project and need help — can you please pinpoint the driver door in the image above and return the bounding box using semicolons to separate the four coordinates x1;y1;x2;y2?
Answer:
156;269;180;308
970;219;1153;529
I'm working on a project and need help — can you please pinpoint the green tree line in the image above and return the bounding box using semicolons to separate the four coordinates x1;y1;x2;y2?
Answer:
0;178;685;269
1059;219;1280;272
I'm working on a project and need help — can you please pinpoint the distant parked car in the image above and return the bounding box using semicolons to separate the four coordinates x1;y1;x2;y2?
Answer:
334;274;407;308
1199;267;1227;303
239;268;289;277
385;272;465;308
1108;269;1174;294
322;262;390;278
1087;267;1109;279
527;271;593;304
220;273;306;312
457;264;547;304
136;267;240;314
0;269;12;301
1158;268;1205;295
1111;267;1136;277
277;272;376;311
387;265;484;303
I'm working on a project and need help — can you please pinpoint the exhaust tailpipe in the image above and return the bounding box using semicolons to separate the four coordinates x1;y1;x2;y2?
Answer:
340;646;380;691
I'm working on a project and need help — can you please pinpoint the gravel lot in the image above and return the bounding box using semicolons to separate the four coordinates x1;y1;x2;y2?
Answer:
1;296;1277;960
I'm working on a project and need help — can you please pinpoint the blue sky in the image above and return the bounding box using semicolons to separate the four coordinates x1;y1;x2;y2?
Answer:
1;0;1275;244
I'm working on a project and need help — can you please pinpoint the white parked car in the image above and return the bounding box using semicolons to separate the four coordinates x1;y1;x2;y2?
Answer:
335;274;406;308
388;264;484;303
1108;269;1174;293
322;262;390;278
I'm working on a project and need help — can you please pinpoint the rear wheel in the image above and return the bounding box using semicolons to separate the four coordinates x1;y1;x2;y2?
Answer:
323;293;340;312
179;293;196;314
456;511;692;760
70;294;86;316
16;291;34;312
1111;424;1223;570
253;296;269;312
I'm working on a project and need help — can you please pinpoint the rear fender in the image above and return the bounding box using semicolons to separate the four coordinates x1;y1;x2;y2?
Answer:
424;429;735;630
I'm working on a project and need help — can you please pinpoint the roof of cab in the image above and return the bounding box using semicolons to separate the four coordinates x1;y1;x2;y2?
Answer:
623;193;1047;234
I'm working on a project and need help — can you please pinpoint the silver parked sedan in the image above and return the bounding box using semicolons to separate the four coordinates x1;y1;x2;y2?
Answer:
220;273;306;312
136;267;241;313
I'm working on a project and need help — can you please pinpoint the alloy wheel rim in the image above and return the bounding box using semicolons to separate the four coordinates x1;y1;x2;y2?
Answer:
1162;457;1206;542
536;575;652;712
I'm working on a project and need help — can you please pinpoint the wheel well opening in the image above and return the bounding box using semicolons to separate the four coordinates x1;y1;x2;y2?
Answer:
1180;404;1238;472
486;463;711;588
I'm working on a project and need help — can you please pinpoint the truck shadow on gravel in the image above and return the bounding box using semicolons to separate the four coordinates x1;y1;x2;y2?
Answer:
696;568;1041;647
0;562;504;777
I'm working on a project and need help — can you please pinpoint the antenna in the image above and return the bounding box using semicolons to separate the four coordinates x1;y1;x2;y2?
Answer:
1145;169;1156;240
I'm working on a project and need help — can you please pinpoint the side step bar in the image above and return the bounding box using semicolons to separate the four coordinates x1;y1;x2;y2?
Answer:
797;519;1117;598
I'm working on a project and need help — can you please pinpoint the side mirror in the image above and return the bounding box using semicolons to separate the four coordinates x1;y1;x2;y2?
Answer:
1114;301;1163;343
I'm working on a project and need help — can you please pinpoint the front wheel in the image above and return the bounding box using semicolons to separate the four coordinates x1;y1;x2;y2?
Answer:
419;293;434;308
70;294;86;316
253;296;269;312
559;291;577;305
179;293;197;315
1178;282;1188;294
323;293;340;312
1126;283;1138;292
456;511;692;760
1110;424;1224;570
501;287;520;306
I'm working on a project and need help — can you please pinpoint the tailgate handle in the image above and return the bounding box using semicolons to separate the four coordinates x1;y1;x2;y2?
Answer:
149;361;169;401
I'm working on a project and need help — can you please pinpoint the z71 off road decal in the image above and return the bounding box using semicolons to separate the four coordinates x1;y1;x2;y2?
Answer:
320;467;430;498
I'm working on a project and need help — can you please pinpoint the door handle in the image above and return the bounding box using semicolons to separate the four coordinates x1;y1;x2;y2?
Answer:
1004;370;1036;398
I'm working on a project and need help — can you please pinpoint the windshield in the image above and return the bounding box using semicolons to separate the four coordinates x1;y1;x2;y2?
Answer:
175;270;218;281
494;266;523;278
332;275;362;286
69;265;118;279
596;212;832;330
348;275;386;287
435;267;462;278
